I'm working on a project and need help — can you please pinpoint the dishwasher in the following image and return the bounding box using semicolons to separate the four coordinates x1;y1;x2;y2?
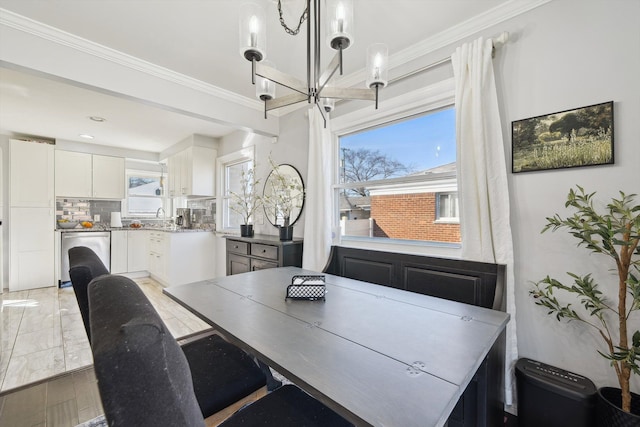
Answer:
60;231;111;286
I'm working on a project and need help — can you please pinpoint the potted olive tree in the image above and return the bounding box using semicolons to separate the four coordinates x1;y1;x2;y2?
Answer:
228;164;262;237
531;186;640;424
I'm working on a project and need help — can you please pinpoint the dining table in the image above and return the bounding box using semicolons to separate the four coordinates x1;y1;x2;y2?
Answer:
164;266;509;427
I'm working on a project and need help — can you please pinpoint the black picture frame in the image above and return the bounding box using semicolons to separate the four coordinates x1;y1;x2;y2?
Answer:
511;101;614;173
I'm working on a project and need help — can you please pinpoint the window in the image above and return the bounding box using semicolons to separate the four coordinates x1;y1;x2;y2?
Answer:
125;171;164;216
436;192;459;222
336;106;460;245
217;148;255;231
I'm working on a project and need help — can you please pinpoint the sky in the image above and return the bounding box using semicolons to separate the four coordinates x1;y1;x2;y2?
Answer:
340;107;456;173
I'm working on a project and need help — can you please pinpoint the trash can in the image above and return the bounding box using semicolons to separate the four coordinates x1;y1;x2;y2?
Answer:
515;358;597;427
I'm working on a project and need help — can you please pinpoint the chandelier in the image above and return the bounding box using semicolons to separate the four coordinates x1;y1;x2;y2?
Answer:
239;0;388;123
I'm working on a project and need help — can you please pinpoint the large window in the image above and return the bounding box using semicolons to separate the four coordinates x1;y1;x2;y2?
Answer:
125;171;164;216
336;106;460;244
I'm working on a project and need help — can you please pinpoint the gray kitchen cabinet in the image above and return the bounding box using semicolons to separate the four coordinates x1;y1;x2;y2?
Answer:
225;235;303;276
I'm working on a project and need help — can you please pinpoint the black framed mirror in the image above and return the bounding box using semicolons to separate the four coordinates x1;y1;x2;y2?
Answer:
263;164;305;227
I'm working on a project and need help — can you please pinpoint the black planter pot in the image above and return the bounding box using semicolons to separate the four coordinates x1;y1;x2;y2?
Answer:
279;225;293;241
597;387;640;427
240;224;254;237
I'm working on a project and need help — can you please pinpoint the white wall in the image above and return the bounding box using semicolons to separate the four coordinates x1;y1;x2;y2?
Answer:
247;0;640;396
499;0;640;393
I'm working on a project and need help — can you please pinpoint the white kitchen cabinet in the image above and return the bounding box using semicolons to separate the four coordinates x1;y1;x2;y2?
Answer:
148;230;167;283
128;230;149;272
110;230;128;274
9;207;55;290
168;146;216;197
55;150;92;197
54;151;125;199
93;154;125;199
111;230;147;274
10;140;54;208
149;231;216;287
9;140;55;290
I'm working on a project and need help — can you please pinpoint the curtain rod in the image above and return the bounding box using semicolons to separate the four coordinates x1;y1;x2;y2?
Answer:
389;31;509;85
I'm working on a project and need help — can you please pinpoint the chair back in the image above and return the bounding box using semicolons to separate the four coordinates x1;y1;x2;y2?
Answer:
68;246;109;342
89;274;205;427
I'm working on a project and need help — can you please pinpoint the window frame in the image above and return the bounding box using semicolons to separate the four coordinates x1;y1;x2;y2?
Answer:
330;78;461;257
122;169;165;218
435;191;460;223
216;147;255;233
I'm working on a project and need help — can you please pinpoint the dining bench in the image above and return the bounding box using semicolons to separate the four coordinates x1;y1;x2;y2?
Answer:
323;245;506;427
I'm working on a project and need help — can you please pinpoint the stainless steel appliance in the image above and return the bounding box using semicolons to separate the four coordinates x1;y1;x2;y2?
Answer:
176;208;191;228
60;231;111;285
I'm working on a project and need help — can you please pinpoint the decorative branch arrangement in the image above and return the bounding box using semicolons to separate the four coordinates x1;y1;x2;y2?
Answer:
228;164;262;226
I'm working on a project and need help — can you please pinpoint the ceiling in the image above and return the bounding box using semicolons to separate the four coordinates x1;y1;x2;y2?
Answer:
0;0;510;154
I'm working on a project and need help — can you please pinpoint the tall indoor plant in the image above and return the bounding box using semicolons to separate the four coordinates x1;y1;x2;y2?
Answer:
228;164;262;237
531;186;640;418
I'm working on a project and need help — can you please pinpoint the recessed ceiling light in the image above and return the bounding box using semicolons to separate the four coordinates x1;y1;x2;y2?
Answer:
88;116;106;122
79;134;94;139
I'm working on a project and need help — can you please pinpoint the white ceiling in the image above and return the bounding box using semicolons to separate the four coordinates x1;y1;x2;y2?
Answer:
0;0;511;153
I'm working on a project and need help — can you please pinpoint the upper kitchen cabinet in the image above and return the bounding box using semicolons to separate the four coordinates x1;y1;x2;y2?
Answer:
168;146;216;197
10;139;55;207
55;150;125;199
92;154;125;199
55;150;92;197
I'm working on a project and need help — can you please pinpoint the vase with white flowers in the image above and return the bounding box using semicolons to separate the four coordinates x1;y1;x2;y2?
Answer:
228;164;262;237
263;158;305;241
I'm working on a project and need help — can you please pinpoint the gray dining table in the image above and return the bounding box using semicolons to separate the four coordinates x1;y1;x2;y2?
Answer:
164;266;509;427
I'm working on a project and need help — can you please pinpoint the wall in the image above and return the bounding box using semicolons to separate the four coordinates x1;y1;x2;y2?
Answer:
498;0;640;395
258;0;640;401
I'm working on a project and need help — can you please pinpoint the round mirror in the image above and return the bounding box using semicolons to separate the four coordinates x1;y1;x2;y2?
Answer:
263;164;305;227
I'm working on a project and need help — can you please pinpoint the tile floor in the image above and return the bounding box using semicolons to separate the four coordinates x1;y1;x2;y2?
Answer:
0;277;211;392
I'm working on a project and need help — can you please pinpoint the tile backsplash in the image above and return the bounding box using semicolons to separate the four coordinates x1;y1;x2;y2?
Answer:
56;199;122;224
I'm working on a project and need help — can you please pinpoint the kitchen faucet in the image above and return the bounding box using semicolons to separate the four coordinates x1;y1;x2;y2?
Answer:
156;207;166;219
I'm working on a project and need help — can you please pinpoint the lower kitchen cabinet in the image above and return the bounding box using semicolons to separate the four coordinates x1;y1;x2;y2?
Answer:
149;231;216;287
225;234;303;275
110;230;149;274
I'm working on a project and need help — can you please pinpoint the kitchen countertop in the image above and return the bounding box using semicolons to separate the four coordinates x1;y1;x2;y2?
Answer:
57;226;214;233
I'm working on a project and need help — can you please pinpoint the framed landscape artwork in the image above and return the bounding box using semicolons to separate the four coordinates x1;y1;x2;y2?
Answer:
512;101;614;173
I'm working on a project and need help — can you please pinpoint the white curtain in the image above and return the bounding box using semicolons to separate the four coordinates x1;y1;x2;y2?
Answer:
451;37;518;407
302;108;334;271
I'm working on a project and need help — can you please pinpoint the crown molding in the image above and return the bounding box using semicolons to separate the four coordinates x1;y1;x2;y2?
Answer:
1;0;552;119
0;7;263;112
274;0;552;117
337;0;554;88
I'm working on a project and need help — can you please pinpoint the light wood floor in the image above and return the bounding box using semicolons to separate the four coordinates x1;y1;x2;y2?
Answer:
0;276;210;392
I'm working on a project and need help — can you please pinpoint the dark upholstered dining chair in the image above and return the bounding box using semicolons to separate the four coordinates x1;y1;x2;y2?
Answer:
69;247;269;424
89;274;354;427
68;246;110;343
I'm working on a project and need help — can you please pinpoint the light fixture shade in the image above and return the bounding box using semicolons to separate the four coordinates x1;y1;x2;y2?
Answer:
320;97;335;113
326;0;353;50
239;2;266;61
256;61;276;101
366;43;388;88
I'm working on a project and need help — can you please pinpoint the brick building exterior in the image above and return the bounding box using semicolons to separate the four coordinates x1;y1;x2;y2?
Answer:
370;192;460;242
340;162;460;243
